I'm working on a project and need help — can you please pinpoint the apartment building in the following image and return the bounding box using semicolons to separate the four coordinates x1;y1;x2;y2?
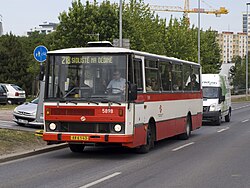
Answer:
243;12;249;33
217;32;247;63
27;22;58;36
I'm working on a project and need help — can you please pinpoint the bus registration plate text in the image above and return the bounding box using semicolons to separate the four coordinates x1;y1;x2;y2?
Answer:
70;136;89;141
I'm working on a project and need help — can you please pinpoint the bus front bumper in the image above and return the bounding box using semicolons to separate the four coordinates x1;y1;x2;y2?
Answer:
43;133;134;145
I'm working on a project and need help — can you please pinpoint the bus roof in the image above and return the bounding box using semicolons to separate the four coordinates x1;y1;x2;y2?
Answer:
48;47;199;66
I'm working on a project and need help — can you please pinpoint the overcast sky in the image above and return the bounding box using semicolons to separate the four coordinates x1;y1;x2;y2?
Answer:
0;0;247;36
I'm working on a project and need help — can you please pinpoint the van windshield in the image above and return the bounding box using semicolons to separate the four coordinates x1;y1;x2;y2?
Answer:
203;87;219;98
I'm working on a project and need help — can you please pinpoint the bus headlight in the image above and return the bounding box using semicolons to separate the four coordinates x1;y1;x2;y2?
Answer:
114;124;122;132
49;123;57;131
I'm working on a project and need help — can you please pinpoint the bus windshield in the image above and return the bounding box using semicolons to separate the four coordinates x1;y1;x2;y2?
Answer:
202;87;219;98
45;54;127;103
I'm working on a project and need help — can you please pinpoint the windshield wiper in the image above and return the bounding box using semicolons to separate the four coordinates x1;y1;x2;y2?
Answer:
84;98;99;105
59;98;99;105
59;99;78;105
91;97;121;105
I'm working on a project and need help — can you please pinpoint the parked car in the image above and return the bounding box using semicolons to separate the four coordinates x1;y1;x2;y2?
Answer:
0;84;7;104
13;98;43;127
1;83;26;104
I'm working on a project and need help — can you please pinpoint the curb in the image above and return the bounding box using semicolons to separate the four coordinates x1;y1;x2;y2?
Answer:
0;143;68;163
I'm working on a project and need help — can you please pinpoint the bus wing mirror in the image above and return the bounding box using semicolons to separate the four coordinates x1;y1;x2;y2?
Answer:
39;64;45;81
128;83;137;101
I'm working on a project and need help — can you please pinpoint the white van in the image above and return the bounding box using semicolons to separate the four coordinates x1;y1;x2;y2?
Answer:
202;74;231;125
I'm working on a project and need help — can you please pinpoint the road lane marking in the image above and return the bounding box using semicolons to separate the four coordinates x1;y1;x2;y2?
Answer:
241;119;249;123
231;174;242;177
79;172;121;188
172;142;194;152
217;127;229;133
232;104;250;111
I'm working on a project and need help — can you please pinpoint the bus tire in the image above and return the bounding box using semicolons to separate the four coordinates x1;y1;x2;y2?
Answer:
69;143;85;153
178;116;191;140
135;123;155;154
225;109;231;122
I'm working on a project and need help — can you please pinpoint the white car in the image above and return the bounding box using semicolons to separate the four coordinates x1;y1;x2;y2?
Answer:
1;83;26;104
13;98;43;127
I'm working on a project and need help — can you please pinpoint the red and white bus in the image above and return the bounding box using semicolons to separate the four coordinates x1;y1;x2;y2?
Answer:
42;42;202;153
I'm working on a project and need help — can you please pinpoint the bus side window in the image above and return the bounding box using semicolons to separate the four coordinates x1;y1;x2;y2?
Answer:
145;59;160;92
192;67;200;91
145;68;159;91
183;64;192;91
160;61;171;91
172;63;183;91
133;59;143;91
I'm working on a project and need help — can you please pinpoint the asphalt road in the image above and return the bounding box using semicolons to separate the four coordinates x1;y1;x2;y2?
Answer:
1;102;250;188
0;110;40;132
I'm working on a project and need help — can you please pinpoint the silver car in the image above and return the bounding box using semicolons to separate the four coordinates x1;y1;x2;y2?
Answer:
13;98;43;127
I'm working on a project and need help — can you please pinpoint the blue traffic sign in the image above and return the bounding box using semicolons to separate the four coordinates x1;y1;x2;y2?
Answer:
33;45;48;63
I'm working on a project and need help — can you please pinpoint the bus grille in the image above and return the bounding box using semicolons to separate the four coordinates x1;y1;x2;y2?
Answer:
50;108;94;116
49;122;124;134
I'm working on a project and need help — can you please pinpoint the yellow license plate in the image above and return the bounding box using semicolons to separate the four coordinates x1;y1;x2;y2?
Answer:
70;136;89;141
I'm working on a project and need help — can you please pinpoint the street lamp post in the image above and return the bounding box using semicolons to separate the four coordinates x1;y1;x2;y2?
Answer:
198;0;201;64
246;3;250;98
119;0;122;47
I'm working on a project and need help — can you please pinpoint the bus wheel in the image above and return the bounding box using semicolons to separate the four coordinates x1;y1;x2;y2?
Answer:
69;143;85;153
136;123;154;154
225;109;231;122
178;116;191;140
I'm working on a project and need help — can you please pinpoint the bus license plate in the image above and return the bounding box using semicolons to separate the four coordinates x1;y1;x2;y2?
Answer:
70;136;89;141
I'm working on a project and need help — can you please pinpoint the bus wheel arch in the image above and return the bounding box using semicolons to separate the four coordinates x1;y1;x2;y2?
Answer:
187;112;193;131
135;117;156;154
148;118;156;147
178;113;192;140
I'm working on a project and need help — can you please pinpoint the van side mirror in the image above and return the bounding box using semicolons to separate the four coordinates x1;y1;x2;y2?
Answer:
39;64;45;81
218;88;225;103
220;95;225;102
128;83;137;101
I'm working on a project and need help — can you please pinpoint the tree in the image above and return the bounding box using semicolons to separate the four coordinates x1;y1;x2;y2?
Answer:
230;56;247;93
20;32;54;95
122;0;166;54
0;33;31;93
0;0;224;98
53;0;166;54
165;17;197;61
54;0;119;49
200;29;221;73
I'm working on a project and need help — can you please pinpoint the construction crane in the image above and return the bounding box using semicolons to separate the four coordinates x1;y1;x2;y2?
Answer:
150;0;228;18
